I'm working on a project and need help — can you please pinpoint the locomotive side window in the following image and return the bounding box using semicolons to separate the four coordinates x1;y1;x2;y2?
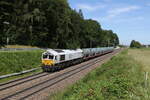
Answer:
60;55;65;61
55;56;57;60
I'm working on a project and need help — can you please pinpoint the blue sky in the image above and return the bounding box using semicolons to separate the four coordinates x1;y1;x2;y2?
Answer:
68;0;150;45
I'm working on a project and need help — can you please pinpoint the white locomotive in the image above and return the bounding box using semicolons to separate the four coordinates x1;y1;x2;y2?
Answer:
42;47;114;72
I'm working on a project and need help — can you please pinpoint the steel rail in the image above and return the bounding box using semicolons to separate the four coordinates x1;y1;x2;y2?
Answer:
0;72;49;91
0;68;41;79
0;72;43;86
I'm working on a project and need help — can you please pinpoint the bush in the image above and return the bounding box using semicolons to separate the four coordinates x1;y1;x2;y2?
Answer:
130;40;142;48
0;37;4;48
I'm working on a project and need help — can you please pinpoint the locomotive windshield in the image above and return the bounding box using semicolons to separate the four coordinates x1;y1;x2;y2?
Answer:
48;55;54;59
43;54;54;59
43;54;48;59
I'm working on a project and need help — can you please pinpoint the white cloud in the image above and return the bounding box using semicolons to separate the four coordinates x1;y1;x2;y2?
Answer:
112;17;144;23
107;6;140;18
93;16;144;24
77;3;106;11
103;0;112;2
147;3;150;6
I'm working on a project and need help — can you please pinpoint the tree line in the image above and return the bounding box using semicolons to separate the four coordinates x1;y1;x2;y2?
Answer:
0;0;119;49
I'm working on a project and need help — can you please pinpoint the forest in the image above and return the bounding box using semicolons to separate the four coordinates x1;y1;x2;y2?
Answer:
0;0;119;49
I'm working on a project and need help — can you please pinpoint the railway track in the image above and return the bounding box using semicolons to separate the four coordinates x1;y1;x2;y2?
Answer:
0;49;121;100
0;72;49;91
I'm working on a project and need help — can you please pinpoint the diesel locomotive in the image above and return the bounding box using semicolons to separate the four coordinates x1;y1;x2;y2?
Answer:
41;47;114;72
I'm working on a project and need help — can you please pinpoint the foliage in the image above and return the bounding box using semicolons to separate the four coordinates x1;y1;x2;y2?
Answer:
130;40;142;48
0;0;119;48
0;13;5;48
0;50;43;75
52;50;148;100
0;33;5;48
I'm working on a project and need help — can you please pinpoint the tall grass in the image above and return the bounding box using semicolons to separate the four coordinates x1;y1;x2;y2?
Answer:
0;50;44;75
128;48;150;72
52;50;149;100
128;48;150;99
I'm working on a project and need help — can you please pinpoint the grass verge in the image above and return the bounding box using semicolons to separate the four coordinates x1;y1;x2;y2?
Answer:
0;50;44;76
51;49;150;100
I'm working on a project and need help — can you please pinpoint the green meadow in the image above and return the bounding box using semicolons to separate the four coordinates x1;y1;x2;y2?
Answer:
52;49;150;100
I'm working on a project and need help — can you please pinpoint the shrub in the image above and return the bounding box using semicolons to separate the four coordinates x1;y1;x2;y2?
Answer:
130;40;142;48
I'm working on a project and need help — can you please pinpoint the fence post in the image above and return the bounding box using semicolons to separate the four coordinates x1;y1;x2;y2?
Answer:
145;72;148;89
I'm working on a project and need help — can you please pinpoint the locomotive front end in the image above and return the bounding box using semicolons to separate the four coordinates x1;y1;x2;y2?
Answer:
42;51;56;71
42;53;55;66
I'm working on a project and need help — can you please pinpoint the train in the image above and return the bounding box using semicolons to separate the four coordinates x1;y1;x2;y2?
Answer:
41;47;114;72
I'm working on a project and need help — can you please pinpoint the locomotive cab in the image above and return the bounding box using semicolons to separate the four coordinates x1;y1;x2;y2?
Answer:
42;53;56;66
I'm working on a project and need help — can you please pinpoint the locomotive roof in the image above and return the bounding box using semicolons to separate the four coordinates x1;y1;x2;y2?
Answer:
45;49;82;55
